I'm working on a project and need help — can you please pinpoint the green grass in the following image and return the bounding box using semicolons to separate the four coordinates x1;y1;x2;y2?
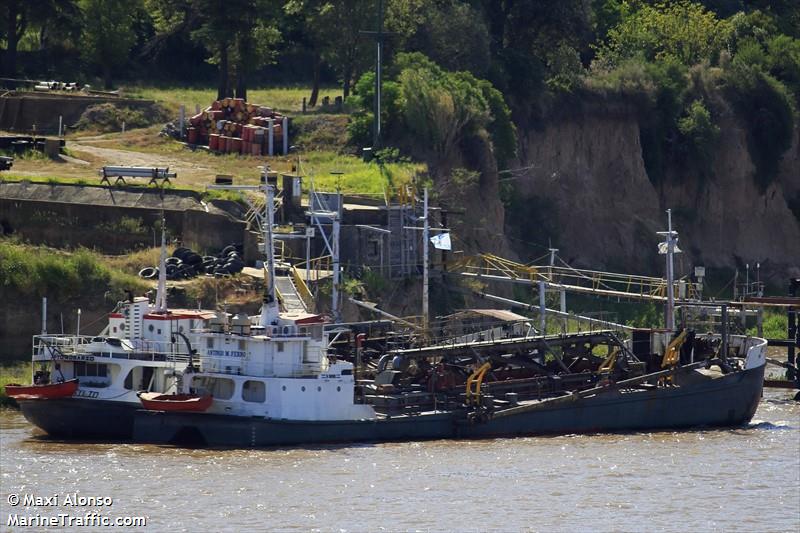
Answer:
0;362;30;408
299;152;424;195
748;311;789;339
122;85;344;114
0;241;148;301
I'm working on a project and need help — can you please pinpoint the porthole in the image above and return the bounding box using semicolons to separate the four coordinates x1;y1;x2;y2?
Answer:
148;325;154;332
337;386;341;392
301;386;306;392
282;385;286;391
317;386;321;392
120;323;126;331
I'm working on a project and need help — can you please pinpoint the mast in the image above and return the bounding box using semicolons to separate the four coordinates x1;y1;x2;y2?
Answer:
422;187;429;329
259;184;279;326
155;214;168;313
658;209;677;331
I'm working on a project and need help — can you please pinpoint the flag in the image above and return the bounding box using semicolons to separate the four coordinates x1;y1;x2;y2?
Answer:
430;232;452;250
658;239;682;254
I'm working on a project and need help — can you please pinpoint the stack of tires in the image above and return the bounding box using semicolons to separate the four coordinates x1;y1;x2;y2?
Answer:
138;244;245;280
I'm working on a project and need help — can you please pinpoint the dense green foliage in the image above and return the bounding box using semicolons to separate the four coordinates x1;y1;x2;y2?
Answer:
349;53;516;168
588;1;799;188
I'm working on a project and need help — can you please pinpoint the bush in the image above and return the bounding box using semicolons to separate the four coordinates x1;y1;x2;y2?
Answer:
75;103;170;132
677;99;720;176
724;63;796;190
349;52;516;168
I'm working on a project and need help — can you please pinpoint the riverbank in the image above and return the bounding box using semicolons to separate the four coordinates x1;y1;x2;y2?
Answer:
0;362;27;408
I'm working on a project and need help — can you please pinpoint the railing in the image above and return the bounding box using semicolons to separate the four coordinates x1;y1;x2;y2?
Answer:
455;253;702;302
291;265;316;312
32;335;193;364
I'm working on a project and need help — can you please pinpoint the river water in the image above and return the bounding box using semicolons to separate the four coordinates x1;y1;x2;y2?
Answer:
1;391;798;532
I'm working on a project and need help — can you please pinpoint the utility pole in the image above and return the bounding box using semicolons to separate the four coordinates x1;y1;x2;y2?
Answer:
360;0;393;149
422;187;429;330
374;0;383;148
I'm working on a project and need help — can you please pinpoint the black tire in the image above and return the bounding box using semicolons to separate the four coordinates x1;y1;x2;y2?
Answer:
165;257;181;266
202;255;217;263
214;266;231;276
225;259;244;269
138;267;157;279
172;247;191;260
184;253;203;266
225;261;244;274
221;245;237;256
177;264;195;277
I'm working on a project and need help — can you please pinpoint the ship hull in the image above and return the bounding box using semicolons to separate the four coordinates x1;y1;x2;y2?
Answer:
132;364;765;447
18;399;137;439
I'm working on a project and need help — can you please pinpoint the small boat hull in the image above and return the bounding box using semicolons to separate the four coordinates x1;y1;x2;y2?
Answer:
5;379;79;400
133;364;765;448
138;393;213;412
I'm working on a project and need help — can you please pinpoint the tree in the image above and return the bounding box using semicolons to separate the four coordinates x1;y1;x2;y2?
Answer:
80;0;141;89
594;1;730;68
1;0;81;81
149;0;280;100
405;1;491;77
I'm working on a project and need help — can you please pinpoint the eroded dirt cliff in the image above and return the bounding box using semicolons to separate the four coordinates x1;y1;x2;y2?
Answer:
507;105;799;284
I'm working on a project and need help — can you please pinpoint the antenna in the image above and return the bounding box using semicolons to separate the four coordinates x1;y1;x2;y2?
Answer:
155;211;168;313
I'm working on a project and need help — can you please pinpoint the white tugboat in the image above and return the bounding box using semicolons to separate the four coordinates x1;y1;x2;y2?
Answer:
134;184;376;442
10;226;215;439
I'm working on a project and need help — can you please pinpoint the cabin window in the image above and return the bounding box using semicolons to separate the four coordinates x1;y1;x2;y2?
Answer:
74;362;112;388
179;326;184;333
112;327;117;333
74;361;108;378
206;338;214;349
276;342;284;352
300;327;308;336
242;380;265;402
238;340;246;350
157;329;162;335
193;377;235;400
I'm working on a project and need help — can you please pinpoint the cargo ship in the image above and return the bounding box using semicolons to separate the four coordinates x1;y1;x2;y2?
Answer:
132;185;766;447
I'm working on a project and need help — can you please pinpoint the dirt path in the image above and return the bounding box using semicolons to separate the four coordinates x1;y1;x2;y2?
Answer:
69;142;213;174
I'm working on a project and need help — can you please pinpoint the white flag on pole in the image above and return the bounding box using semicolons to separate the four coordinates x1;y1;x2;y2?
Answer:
658;239;682;254
430;232;452;250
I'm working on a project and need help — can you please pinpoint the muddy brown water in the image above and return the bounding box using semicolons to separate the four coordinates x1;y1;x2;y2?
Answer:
1;391;798;532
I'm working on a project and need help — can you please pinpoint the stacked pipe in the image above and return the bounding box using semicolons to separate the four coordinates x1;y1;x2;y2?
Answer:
187;97;286;155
